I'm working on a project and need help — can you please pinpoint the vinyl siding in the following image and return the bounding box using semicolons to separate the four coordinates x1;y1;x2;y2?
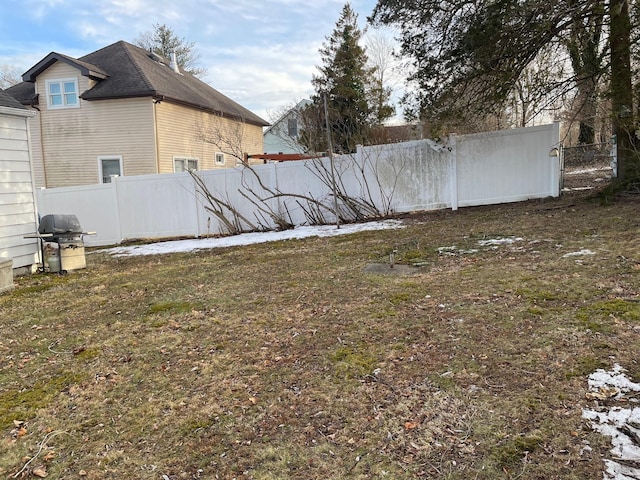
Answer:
155;101;264;171
35;62;156;187
0;109;38;269
26;109;45;187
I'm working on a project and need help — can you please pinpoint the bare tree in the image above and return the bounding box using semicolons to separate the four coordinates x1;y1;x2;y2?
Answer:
0;64;21;90
365;28;401;124
190;114;406;234
506;46;569;128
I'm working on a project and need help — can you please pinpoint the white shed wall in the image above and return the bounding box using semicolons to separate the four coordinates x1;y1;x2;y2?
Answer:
0;107;39;270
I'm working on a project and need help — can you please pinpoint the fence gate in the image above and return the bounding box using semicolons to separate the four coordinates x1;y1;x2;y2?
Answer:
561;137;617;191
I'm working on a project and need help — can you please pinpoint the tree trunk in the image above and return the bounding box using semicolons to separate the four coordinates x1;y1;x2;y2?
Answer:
577;79;597;144
609;0;636;184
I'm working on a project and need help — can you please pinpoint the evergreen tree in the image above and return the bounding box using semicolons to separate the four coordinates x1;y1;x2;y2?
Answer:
134;23;206;77
306;3;393;153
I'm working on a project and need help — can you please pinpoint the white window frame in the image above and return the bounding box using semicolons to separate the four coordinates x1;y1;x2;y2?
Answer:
174;156;199;172
215;152;225;165
45;78;80;109
98;155;123;184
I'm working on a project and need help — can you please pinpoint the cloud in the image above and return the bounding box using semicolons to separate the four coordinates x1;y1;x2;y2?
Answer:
1;0;406;121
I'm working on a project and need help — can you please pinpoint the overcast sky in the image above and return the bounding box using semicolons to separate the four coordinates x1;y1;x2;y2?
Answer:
0;0;404;123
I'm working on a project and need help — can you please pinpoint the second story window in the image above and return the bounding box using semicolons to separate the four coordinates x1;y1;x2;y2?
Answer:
46;78;79;109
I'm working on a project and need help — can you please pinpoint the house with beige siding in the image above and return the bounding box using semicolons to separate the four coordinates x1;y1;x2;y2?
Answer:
6;41;269;188
0;90;39;284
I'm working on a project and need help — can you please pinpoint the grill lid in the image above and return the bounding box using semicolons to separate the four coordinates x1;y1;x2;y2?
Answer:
38;214;82;235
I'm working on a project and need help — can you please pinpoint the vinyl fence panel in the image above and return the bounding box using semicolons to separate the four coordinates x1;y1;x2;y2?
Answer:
35;183;120;246
35;123;561;247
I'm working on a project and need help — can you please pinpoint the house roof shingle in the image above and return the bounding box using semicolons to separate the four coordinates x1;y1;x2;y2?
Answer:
3;82;37;106
7;40;268;127
0;89;27;110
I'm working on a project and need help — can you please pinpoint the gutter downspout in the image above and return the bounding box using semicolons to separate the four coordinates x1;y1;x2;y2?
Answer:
32;103;48;188
152;96;163;173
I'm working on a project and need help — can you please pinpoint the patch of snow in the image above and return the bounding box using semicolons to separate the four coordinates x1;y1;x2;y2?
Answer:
583;364;640;480
562;249;596;258
477;237;523;247
589;364;640;394
103;220;405;257
566;166;612;175
563;187;595;192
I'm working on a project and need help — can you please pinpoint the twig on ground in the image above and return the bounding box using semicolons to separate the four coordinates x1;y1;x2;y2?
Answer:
47;340;71;354
12;430;69;478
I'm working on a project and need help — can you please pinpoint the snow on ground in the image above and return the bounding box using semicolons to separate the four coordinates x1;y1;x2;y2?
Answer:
565;166;613;175
436;237;522;256
477;237;523;247
583;364;640;480
103;220;405;257
562;249;596;258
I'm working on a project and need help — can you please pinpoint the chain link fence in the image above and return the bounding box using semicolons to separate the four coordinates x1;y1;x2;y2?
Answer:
562;138;616;191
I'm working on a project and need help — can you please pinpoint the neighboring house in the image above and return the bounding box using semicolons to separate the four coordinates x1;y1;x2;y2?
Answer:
6;41;269;188
263;99;311;154
0;89;39;285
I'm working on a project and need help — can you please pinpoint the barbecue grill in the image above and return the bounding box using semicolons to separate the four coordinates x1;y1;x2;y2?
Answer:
35;214;88;273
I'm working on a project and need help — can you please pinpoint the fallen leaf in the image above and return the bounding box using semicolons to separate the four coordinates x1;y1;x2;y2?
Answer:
78;470;87;476
32;466;48;477
586;386;620;400
72;346;86;355
404;421;419;430
43;451;56;461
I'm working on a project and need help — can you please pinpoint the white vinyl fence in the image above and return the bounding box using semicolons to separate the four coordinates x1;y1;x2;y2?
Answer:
36;123;560;247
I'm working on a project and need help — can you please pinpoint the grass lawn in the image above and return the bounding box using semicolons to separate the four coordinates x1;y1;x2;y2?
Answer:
1;190;639;479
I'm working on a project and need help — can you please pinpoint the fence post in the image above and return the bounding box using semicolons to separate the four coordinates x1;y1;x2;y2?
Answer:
273;161;282;226
111;176;123;244
449;134;458;211
550;121;562;196
192;172;202;237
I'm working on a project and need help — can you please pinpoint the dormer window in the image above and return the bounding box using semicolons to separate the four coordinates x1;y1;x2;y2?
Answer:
46;78;79;109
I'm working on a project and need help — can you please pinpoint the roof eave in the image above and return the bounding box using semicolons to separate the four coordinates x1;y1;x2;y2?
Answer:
23;53;108;82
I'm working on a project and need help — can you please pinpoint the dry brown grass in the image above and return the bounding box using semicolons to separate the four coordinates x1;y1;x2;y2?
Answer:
1;190;639;479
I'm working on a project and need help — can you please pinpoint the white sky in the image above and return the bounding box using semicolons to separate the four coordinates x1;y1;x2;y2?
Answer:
0;0;405;122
